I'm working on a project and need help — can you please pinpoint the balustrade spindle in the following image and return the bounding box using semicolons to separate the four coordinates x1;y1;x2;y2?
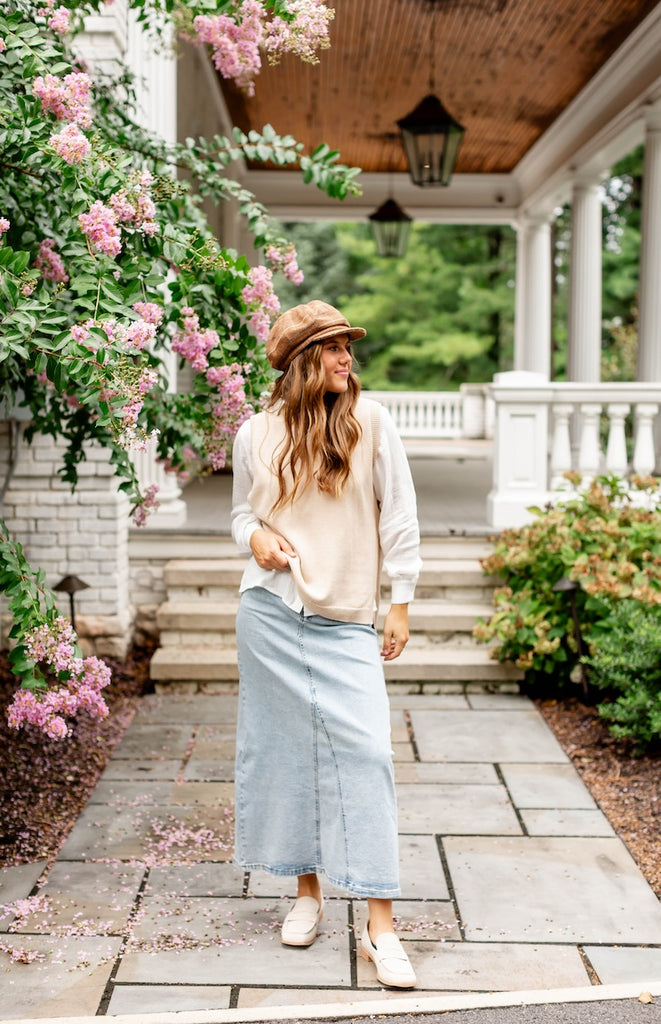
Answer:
550;404;574;490
605;403;630;477
633;403;659;476
577;403;602;482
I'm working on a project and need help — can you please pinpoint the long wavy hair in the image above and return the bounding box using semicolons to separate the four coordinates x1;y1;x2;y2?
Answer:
267;342;362;511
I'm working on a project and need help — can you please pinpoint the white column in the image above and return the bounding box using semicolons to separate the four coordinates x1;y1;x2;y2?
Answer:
637;107;661;382
124;13;186;526
514;215;552;377
567;180;603;382
126;10;177;145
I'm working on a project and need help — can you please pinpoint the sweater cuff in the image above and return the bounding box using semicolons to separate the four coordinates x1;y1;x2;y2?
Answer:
390;579;416;605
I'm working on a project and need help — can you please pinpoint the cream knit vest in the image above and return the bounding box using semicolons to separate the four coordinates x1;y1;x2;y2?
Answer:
248;397;381;625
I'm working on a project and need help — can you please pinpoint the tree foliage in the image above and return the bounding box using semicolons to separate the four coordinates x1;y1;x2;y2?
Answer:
274;221;516;390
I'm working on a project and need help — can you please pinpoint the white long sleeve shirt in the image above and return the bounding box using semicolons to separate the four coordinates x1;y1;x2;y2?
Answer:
231;403;422;613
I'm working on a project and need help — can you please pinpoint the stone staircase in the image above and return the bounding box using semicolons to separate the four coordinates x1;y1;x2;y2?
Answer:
149;537;523;694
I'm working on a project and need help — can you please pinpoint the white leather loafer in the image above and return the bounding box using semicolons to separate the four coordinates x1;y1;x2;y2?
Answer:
281;895;323;947
360;922;417;988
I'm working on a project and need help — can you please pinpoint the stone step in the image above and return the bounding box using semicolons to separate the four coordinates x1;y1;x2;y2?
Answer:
149;643;521;687
163;558;496;591
131;533;494;563
157;600;238;632
157;599;495;635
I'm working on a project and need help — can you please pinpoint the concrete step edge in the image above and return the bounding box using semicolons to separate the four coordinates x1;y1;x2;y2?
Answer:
149;645;523;682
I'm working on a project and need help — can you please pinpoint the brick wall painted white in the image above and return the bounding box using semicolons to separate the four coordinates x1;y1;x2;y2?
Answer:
1;426;133;657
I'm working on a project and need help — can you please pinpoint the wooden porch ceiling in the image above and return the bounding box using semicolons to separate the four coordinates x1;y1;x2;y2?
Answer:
219;0;658;175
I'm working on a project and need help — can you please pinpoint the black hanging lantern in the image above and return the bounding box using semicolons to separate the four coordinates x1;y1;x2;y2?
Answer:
369;197;413;258
397;93;465;187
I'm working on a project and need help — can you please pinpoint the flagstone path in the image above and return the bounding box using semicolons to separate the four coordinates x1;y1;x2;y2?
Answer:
2;691;661;1020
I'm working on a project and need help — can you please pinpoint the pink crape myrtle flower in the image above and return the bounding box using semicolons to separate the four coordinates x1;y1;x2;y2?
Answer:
264;0;334;63
79;200;121;257
33;71;92;127
241;265;280;343
265;243;304;285
44;5;71;35
0;38;6;53
25;615;76;670
50;122;90;164
172;307;220;373
6;617;112;739
119;365;159;427
109;171;158;237
193;0;265;95
70;322;93;345
204;362;254;470
132;301;163;326
35;238;69;284
131;483;160;527
0;217;9;235
125;319;156;351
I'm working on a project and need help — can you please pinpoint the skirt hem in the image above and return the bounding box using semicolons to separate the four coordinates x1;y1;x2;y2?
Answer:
234;858;401;899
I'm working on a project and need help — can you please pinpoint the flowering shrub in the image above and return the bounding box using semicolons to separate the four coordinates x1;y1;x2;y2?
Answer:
585;599;661;750
474;475;661;684
0;0;360;737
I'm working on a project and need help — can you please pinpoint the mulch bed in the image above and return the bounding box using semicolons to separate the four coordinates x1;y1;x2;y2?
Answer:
537;697;661;899
0;643;153;869
1;648;660;903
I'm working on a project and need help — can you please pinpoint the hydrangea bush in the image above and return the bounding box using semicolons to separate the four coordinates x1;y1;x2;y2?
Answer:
0;0;359;736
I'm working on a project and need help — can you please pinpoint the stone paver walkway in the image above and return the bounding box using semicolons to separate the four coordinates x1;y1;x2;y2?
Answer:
2;692;661;1021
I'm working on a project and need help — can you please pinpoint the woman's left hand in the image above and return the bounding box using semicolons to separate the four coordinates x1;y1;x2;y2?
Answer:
381;604;410;661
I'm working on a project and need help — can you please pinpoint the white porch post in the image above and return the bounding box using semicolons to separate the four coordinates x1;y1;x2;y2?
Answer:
124;12;187;526
637;106;661;383
567;180;603;382
126;9;177;146
487;371;552;529
514;214;552;377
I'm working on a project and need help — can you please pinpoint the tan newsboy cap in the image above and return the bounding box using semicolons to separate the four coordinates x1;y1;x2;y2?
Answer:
266;300;366;371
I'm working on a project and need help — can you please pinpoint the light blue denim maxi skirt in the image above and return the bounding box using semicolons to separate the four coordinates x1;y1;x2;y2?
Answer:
234;586;400;898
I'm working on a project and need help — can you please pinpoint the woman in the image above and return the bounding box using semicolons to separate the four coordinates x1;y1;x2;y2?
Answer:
231;300;421;988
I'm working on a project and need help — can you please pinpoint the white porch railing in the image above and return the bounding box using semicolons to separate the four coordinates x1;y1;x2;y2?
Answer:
369;386;494;439
488;371;661;528
368;390;463;437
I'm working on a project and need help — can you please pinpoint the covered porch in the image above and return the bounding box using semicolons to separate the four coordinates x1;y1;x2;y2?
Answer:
140;0;661;530
79;1;661;531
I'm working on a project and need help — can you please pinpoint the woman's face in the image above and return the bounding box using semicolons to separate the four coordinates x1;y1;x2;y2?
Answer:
320;335;353;393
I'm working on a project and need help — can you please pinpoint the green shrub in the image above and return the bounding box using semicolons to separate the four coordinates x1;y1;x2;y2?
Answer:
474;475;661;685
585;599;661;751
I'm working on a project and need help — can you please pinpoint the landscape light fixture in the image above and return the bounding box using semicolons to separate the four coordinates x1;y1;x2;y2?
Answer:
54;574;90;632
397;1;465;187
552;576;589;697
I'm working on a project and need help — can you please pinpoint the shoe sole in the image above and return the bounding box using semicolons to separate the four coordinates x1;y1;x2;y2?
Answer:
359;945;417;988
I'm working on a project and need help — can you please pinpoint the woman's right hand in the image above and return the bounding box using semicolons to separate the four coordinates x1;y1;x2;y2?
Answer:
249;528;296;570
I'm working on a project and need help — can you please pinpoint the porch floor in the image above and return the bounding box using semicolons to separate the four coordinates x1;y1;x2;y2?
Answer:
176;439;494;538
